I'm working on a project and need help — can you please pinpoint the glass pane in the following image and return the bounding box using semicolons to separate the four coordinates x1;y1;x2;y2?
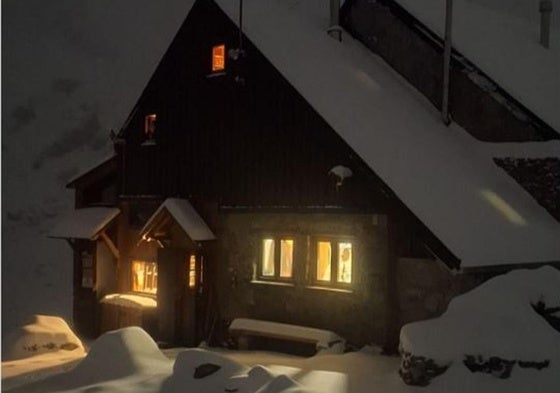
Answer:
280;239;293;278
212;44;226;71
262;239;275;276
132;260;157;294
317;241;331;281
189;255;196;288
337;242;352;283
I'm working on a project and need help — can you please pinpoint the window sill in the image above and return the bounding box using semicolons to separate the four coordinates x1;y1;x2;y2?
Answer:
305;285;353;294
251;280;295;287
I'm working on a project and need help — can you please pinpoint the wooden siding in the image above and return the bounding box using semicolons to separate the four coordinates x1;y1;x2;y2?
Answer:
119;0;387;210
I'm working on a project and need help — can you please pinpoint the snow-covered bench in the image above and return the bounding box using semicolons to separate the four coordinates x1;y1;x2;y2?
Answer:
228;318;345;354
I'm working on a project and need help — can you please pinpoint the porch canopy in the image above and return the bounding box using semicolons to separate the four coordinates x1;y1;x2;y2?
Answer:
140;198;216;242
49;207;120;240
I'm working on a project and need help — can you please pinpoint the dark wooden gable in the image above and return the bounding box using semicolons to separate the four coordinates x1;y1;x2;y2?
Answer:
118;0;388;210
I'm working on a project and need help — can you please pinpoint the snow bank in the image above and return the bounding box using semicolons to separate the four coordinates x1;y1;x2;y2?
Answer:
2;315;85;361
161;348;318;393
100;293;157;309
400;266;560;363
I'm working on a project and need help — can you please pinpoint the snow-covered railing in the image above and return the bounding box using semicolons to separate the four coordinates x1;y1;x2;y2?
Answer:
228;318;345;354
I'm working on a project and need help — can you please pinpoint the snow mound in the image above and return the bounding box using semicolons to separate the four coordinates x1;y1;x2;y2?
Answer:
101;293;157;309
2;315;85;361
75;326;171;378
400;266;560;364
162;349;316;393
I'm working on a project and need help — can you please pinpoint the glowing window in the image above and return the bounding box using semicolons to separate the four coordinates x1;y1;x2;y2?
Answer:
212;44;226;72
188;255;196;288
144;114;157;137
337;242;352;283
262;239;275;276
131;260;158;294
317;242;332;281
280;239;293;278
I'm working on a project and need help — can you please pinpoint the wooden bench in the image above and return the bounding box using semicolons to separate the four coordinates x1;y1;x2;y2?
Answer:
228;318;345;354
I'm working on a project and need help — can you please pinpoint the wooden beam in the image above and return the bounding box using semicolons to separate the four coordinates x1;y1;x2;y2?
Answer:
100;231;120;260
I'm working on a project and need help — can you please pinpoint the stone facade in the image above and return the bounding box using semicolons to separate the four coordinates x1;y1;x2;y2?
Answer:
213;211;390;347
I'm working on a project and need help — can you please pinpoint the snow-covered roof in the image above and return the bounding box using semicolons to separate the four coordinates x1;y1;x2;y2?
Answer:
49;207;120;240
100;293;157;309
66;155;116;188
141;198;216;241
208;0;560;267
394;0;560;132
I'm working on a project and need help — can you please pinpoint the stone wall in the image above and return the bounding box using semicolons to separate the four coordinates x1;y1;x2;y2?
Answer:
213;211;390;347
397;257;494;327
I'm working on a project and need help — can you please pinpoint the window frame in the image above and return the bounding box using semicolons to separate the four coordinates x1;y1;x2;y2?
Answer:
211;43;226;73
131;260;158;295
312;237;354;288
257;235;295;282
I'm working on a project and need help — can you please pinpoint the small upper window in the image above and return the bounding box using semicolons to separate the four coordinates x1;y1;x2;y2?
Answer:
212;44;226;72
260;237;293;280
188;255;196;289
144;114;157;138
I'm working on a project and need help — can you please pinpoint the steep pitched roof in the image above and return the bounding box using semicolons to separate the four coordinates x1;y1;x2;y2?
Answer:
204;0;560;267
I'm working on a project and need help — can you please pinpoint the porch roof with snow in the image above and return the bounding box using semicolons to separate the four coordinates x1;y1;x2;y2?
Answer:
140;198;216;242
49;207;120;240
182;0;560;267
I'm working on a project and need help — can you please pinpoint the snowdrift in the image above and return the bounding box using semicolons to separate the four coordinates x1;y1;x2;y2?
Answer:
2;315;85;361
399;266;560;385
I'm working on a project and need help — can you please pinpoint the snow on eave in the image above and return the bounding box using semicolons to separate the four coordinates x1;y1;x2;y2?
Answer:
141;198;216;241
66;155;117;189
49;207;120;240
213;0;560;267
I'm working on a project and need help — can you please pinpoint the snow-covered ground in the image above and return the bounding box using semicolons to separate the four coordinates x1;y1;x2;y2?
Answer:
3;267;559;393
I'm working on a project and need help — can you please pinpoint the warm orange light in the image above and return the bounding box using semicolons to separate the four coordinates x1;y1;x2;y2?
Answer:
132;260;158;294
317;242;332;281
144;114;157;136
212;44;226;72
280;239;293;278
188;255;196;288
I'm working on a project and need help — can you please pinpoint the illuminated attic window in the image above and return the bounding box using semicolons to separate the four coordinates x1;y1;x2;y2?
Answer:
143;114;157;146
212;44;226;72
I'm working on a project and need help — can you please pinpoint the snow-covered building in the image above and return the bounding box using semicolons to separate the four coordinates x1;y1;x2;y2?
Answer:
51;0;560;350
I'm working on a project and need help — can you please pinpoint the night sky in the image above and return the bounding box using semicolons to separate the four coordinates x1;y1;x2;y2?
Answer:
2;0;192;334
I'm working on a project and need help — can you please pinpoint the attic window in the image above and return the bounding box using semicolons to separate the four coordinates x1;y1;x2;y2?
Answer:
144;114;157;138
212;44;226;72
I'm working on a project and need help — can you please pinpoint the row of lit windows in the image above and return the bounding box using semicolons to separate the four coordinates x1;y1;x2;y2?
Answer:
260;238;353;285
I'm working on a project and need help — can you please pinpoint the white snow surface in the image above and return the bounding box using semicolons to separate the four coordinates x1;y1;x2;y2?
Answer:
100;293;157;309
230;318;345;353
209;0;560;267
395;0;560;132
141;198;216;241
49;207;120;240
400;266;560;363
2;315;85;361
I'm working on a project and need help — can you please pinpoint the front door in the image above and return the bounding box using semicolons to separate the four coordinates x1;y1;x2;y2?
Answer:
157;248;204;346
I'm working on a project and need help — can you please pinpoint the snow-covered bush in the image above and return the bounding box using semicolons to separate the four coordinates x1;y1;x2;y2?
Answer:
399;266;560;385
2;315;85;361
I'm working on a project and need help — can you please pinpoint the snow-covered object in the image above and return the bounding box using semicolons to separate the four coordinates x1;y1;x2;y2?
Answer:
74;326;171;378
100;293;157;309
163;349;315;393
329;165;353;186
395;0;560;132
140;198;215;241
49;207;120;240
208;0;560;267
400;266;560;364
229;318;346;354
2;315;85;361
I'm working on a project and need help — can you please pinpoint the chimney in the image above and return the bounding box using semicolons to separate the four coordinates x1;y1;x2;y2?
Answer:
539;1;553;48
328;0;342;41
